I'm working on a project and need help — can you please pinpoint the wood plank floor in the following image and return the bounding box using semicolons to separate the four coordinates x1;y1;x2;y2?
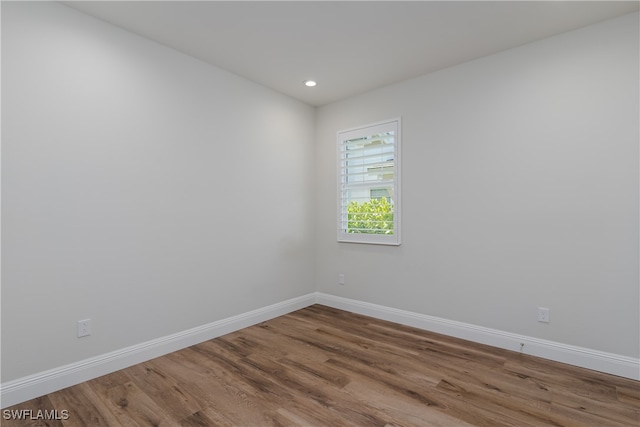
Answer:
3;305;639;426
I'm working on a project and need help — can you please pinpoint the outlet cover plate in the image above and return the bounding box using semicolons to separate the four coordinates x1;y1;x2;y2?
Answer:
77;319;92;338
538;307;550;323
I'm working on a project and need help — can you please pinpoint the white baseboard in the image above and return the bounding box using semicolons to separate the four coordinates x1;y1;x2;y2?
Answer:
3;292;638;409
0;293;316;409
315;292;640;381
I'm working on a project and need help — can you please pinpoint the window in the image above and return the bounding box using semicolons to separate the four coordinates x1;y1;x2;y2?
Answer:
370;188;391;200
337;118;401;245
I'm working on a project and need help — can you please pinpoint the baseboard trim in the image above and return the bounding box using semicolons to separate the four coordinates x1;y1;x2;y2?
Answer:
3;292;638;408
315;292;640;381
0;293;316;409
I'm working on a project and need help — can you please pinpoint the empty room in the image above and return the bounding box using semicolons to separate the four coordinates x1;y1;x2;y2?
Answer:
1;1;639;426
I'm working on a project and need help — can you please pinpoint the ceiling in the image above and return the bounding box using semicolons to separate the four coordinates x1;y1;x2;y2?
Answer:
63;1;639;107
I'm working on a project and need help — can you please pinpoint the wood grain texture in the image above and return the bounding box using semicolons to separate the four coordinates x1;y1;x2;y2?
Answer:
3;305;639;426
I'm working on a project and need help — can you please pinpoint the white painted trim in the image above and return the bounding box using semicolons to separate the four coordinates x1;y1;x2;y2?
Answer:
3;292;638;408
0;293;316;409
315;293;640;381
337;117;402;246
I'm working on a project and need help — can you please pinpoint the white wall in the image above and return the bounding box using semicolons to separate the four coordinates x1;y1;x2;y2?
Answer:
1;2;316;382
2;1;638;391
315;12;639;359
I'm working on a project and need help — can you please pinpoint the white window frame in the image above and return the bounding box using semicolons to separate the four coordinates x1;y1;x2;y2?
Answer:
337;118;401;245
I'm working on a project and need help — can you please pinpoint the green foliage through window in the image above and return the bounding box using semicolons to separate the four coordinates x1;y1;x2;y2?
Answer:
347;197;394;234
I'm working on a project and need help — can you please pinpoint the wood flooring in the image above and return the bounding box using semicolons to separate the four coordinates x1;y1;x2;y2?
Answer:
3;305;639;426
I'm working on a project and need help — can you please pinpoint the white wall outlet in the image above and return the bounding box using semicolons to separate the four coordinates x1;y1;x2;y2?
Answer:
77;319;92;338
338;273;345;285
537;307;550;323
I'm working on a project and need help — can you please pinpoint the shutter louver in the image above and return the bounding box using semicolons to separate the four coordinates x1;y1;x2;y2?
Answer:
337;119;401;245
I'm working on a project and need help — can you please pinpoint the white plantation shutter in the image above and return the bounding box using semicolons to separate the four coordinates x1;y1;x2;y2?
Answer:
337;118;401;245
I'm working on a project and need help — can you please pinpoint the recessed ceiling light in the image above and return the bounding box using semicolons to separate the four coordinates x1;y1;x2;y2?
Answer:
304;80;317;87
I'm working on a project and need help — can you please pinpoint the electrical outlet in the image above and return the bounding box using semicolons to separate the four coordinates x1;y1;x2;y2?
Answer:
537;307;550;323
77;319;92;338
338;273;345;285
